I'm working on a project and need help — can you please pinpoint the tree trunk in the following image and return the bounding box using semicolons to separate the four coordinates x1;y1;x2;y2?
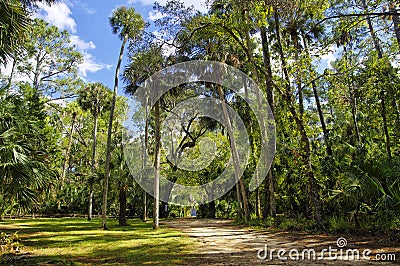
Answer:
153;101;161;229
301;35;332;156
381;90;392;160
390;2;400;48
361;0;392;160
7;57;16;87
217;85;250;222
361;0;383;58
260;25;276;218
33;54;41;90
256;186;261;219
343;45;361;144
142;98;149;222
289;26;304;116
61;112;77;189
102;34;128;230
142;190;147;222
88;112;98;221
274;11;322;228
244;26;275;222
119;181;127;226
59;111;77;211
205;80;244;218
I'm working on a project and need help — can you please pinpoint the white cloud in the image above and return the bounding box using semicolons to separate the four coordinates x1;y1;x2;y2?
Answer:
148;10;166;21
35;2;77;33
34;3;110;78
69;36;111;77
79;52;112;78
70;35;96;51
128;0;209;13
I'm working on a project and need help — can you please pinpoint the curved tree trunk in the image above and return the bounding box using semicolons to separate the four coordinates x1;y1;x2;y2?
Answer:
217;85;250;222
102;34;128;230
274;11;322;228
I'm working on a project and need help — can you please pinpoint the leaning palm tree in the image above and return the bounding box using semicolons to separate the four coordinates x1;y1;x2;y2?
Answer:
102;6;145;229
77;82;111;221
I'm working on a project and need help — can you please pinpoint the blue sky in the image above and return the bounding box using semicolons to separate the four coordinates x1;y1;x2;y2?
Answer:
24;0;337;98
33;0;209;92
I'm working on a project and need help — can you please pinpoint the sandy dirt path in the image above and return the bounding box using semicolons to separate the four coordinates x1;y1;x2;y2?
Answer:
162;219;399;266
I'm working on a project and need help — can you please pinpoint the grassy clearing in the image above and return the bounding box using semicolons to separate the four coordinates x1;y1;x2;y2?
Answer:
0;218;197;265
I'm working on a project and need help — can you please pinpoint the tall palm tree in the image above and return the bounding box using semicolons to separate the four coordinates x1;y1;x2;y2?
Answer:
102;6;145;229
78;82;112;221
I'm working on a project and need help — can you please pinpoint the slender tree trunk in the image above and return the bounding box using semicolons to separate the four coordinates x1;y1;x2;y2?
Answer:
343;46;361;144
205;79;244;218
390;2;400;48
245;26;275;221
255;184;261;219
61;112;77;189
381;90;392;160
235;183;243;218
102;34;128;230
59;112;77;211
142;98;150;222
260;26;275;112
361;0;392;160
362;0;384;58
290;27;304;116
142;190;147;222
301;35;332;156
217;85;250;222
7;57;16;87
153;101;161;229
88;113;98;221
260;25;276;218
274;11;322;228
118;181;127;226
33;54;41;90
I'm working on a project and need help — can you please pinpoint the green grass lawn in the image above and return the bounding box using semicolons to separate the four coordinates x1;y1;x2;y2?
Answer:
0;218;197;265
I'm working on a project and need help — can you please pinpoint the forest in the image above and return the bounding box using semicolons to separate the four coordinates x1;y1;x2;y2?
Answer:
0;0;400;253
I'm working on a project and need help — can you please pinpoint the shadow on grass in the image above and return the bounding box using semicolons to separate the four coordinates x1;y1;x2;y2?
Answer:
0;218;196;265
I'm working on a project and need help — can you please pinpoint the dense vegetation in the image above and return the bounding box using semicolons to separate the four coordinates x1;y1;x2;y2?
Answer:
0;0;399;234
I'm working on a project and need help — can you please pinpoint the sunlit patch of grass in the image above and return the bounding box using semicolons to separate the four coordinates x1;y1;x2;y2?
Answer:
0;218;197;265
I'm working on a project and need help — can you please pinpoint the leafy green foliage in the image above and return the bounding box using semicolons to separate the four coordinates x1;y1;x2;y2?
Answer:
0;84;55;213
0;0;30;64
